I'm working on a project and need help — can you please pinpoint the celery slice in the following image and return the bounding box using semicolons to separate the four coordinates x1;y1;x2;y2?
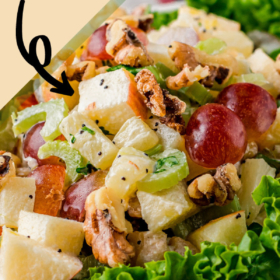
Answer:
172;195;241;239
12;99;69;141
136;149;188;193
144;144;163;157
196;38;227;55
38;140;83;185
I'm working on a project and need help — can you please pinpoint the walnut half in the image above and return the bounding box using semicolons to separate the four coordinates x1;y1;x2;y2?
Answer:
84;188;134;267
135;69;186;134
188;163;241;206
106;19;153;67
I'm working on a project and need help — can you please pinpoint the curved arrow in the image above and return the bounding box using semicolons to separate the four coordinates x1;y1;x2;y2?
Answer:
16;0;74;96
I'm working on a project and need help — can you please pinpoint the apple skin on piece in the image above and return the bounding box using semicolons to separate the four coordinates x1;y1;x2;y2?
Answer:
0;227;82;280
0;177;36;228
187;211;247;249
18;211;84;256
28;165;65;217
59;112;119;170
78;69;147;134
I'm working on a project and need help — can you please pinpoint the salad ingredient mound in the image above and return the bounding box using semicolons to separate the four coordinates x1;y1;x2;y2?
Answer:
1;3;280;280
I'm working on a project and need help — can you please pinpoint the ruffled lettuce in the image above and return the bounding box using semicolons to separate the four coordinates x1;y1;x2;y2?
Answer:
84;175;280;280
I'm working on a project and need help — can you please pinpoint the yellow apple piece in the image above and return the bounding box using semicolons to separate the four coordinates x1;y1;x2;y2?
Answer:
113;117;159;151
59;111;119;170
0;177;36;228
137;181;199;232
238;158;276;225
0;227;82;280
187;211;247;249
78;68;147;134
18;211;84;256
105;147;155;202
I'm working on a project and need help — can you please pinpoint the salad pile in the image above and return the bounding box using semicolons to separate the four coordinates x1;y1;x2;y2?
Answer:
0;3;280;280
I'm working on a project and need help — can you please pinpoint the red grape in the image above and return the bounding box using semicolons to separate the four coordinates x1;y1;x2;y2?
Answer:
82;24;148;61
60;170;107;222
185;104;247;168
217;83;277;141
23;122;65;166
28;165;65;216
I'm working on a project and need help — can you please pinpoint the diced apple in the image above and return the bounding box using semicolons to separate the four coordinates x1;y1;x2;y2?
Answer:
212;30;253;58
0;227;82;280
113;117;159;151
0;177;36;228
257;108;280;150
78;69;147;134
146;43;179;73
105;147;155;202
238;159;276;225
146;117;186;152
86;187;132;233
18;211;84;256
59;111;119;170
28;165;65;217
137;181;198;232
248;49;280;97
187;211;247;249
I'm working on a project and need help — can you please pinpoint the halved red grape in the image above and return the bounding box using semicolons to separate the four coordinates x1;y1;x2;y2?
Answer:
60;170;107;222
23;122;65;166
217;83;277;141
82;24;149;61
185;104;247;168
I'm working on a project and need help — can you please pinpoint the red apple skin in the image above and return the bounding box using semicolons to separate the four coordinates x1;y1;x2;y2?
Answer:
28;165;66;217
217;83;277;141
185;104;247;169
60;170;107;222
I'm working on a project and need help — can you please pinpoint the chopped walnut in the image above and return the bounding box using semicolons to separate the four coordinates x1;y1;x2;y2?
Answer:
168;42;231;88
66;61;96;82
0;152;16;187
84;188;135;267
114;14;154;32
166;65;210;90
135;69;186;134
127;231;197;267
127;196;142;218
243;142;258;160
188;163;241;206
106;19;153;67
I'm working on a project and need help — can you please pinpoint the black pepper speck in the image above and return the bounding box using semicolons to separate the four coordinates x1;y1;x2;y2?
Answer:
80;130;84;134
149;116;153;119
58;249;62;253
144;153;148;156
104;85;109;89
121;177;126;181
95;120;99;124
29;195;33;199
146;169;148;173
82;124;86;127
118;155;121;158
236;213;242;219
153;128;158;132
98;151;102;156
137;240;141;245
155;122;159;127
100;79;105;86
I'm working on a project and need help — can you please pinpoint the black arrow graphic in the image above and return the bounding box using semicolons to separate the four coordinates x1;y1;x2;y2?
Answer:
16;0;74;96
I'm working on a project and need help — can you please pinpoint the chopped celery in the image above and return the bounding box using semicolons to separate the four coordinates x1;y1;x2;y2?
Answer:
136;149;189;193
38;140;84;185
196;38;227;55
12;99;69;142
172;195;241;239
180;82;214;105
144;144;163;157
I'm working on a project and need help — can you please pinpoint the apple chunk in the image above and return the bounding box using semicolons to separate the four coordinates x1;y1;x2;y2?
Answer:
78;69;147;134
28;165;65;217
18;211;84;255
0;177;36;228
187;211;247;249
0;227;82;280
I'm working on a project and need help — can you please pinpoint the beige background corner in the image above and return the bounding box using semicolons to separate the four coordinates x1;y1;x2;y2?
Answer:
0;0;112;109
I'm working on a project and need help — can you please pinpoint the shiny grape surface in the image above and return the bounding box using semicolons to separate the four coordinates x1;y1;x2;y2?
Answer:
217;83;277;141
185;104;247;168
